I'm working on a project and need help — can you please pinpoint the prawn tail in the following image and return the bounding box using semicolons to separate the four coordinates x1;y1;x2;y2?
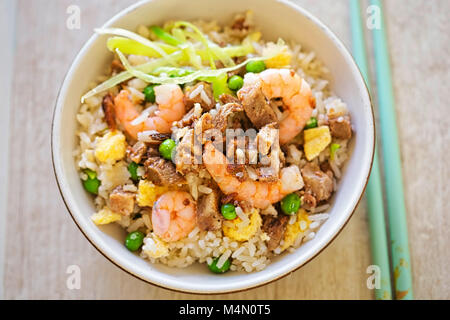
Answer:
114;89;143;139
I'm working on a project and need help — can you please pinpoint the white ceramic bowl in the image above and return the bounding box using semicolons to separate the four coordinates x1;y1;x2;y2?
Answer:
52;0;374;294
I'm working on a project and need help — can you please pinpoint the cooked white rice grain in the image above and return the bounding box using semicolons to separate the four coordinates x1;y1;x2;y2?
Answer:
142;214;152;230
247;166;258;180
137;166;146;178
294;233;304;247
128;54;150;66
289;214;297;225
286;144;303;166
200;89;211;105
188;227;200;238
189;84;204;99
128;78;148;91
309;221;320;229
248;243;256;257
329;160;341;178
309;213;330;221
198;185;212;194
235;206;248;222
261;205;277;216
299;221;308;231
132;106;157;126
122;184;137;192
314;204;330;213
127;86;145;102
232;246;246;258
255;263;266;271
217;249;232;268
305;232;316;241
127;218;144;232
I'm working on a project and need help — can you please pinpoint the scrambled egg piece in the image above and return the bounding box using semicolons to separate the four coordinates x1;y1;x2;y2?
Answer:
142;233;169;259
265;51;292;68
223;209;262;242
263;41;292;68
303;126;331;160
95;131;127;163
91;207;122;225
281;209;310;251
137;180;169;207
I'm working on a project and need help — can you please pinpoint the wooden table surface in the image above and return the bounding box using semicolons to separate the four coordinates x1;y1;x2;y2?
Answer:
1;0;449;300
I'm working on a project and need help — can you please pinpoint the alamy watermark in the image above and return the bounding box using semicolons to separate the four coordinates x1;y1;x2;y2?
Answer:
366;265;381;290
66;5;81;30
163;120;281;169
66;265;81;290
366;4;381;30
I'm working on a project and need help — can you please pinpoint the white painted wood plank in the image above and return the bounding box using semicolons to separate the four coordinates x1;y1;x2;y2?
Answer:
0;0;17;299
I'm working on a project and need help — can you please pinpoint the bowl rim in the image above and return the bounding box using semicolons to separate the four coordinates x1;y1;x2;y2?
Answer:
51;0;375;294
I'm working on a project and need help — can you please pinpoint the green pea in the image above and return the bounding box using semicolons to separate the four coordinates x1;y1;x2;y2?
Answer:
83;179;100;195
83;169;100;195
221;203;237;220
305;117;318;129
246;60;266;73
125;231;145;252
143;85;156;103
128;161;140;182
159;139;176;160
280;193;301;215
208;256;231;274
227;75;244;91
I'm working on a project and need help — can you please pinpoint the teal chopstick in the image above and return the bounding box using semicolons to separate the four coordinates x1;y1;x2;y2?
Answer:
370;0;413;300
349;0;392;300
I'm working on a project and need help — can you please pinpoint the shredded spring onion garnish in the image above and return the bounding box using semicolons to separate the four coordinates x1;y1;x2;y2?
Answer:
95;28;171;59
81;21;284;103
117;49;264;85
81;52;184;103
173;21;216;69
330;143;341;161
106;37;177;57
150;26;183;46
171;27;203;69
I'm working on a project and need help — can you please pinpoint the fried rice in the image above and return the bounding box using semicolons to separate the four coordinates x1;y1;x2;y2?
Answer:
74;11;353;273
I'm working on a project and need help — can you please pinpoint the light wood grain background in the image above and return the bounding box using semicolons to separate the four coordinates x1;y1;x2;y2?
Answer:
1;0;449;299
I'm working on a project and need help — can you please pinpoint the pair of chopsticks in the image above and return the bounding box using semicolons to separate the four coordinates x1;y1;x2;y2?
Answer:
349;0;413;300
